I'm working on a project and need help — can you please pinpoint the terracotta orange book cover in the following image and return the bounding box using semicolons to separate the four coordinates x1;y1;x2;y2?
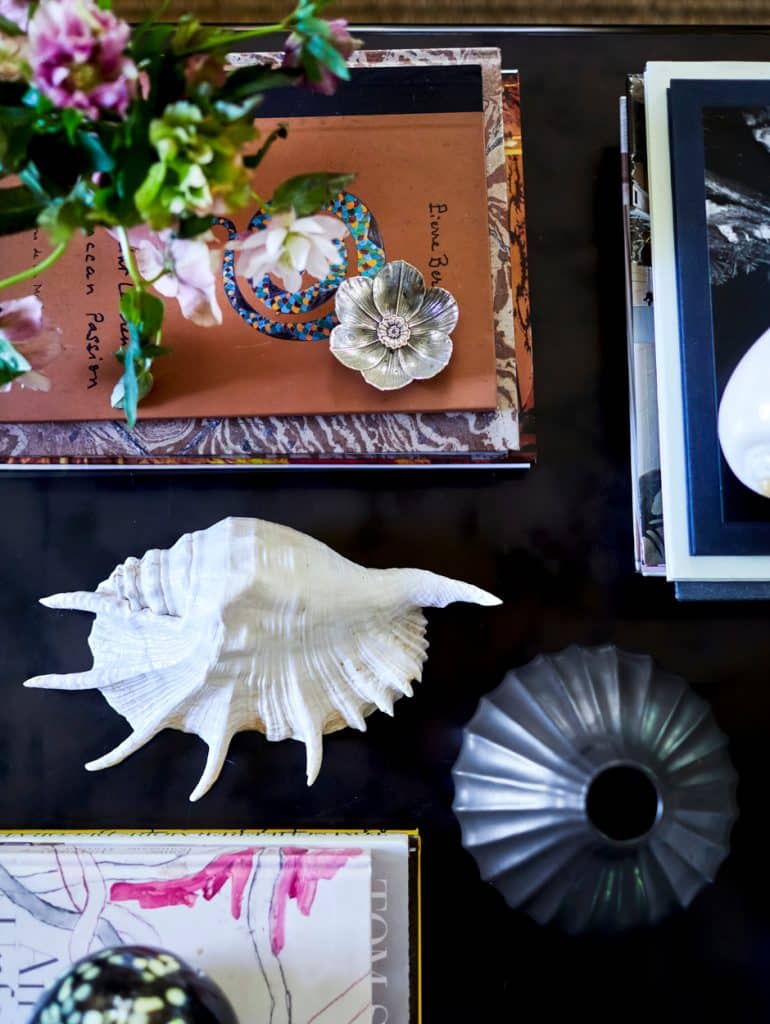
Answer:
0;65;498;423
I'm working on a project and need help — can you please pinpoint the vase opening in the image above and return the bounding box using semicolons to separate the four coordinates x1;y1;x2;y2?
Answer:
585;763;661;843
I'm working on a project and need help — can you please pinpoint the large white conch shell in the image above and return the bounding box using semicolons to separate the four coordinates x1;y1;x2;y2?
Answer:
24;517;501;801
718;326;770;498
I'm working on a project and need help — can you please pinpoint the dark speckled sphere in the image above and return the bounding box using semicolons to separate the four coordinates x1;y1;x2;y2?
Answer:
29;946;239;1024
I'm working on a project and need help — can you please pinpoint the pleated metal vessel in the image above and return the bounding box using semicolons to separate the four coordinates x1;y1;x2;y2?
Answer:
452;645;738;933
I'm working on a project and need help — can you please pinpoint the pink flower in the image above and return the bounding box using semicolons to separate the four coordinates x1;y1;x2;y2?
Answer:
0;0;29;31
327;20;359;60
0;295;61;391
231;208;346;294
0;295;41;342
282;19;359;96
28;0;137;119
126;227;223;328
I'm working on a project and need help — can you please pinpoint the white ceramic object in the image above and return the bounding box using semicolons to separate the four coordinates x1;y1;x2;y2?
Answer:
718;326;770;498
24;516;500;801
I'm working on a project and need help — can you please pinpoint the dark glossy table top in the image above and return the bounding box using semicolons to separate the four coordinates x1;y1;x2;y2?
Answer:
4;25;770;1022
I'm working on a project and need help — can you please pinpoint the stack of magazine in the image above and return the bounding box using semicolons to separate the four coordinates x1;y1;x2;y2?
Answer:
622;62;770;600
0;48;534;469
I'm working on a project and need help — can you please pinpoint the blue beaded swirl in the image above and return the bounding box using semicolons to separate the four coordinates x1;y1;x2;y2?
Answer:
215;192;386;342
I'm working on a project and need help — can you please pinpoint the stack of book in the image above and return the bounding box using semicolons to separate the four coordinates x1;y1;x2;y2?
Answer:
622;62;770;599
0;48;534;469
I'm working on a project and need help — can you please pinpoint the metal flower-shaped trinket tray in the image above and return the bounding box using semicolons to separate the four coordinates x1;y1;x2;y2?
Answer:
329;260;458;390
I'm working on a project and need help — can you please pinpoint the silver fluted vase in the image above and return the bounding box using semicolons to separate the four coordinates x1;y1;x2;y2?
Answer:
452;645;738;933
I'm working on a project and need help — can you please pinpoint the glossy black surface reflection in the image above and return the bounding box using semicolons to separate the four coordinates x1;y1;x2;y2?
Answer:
3;27;770;1024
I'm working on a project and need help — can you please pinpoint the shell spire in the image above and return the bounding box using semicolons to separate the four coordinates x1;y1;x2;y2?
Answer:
392;568;502;609
24;517;501;800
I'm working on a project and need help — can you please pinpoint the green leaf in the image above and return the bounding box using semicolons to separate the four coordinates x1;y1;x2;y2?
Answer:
243;123;288;170
0;336;31;386
177;214;214;239
115;289;165;428
117;343;173;363
95;0;112;9
120;288;165;340
134;161;166;214
173;24;284;58
0;105;37;173
0;13;23;36
220;66;297;102
61;109;83;145
171;14;203;54
306;35;350;81
0;184;46;236
131;0;171;53
271;171;355;216
298;50;323;86
110;363;154;423
131;24;174;63
212;98;258;124
111;335;140;427
77;130;116;173
18;164;50;206
37;181;95;245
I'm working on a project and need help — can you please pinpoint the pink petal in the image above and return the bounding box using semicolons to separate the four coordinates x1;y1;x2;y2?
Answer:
175;282;222;327
229;231;268;254
125;225;166;249
17;370;51;391
0;296;43;342
148;273;180;301
134;242;167;285
293;214;346;240
235;249;271;282
14;330;61;369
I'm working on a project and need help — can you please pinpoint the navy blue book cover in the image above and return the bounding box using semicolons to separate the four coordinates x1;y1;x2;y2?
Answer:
669;79;770;555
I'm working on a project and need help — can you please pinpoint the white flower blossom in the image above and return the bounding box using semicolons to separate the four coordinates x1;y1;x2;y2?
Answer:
231;208;346;294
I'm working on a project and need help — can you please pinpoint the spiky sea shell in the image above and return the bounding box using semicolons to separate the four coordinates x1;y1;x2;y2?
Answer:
452;645;738;932
25;516;500;801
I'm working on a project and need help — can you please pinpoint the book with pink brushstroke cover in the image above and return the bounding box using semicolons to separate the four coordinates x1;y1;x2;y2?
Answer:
0;831;417;1023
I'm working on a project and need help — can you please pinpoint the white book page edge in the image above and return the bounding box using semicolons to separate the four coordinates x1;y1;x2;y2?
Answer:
646;61;770;580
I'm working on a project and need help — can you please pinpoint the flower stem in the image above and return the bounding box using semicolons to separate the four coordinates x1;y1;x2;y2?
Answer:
115;225;143;289
176;22;288;57
0;241;68;292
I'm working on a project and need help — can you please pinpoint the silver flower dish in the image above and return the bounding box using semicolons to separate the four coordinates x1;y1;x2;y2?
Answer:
452;645;738;933
329;260;458;390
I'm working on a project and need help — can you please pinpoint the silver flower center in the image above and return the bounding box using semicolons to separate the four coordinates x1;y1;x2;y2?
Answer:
376;314;411;349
